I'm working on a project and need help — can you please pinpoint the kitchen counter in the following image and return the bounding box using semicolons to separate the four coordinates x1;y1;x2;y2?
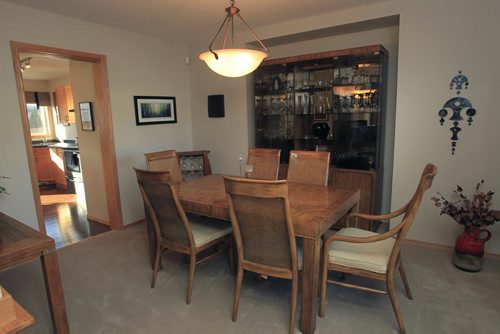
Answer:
32;141;78;150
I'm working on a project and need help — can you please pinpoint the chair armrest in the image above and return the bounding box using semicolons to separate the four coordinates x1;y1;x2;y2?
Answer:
346;203;409;227
323;223;405;257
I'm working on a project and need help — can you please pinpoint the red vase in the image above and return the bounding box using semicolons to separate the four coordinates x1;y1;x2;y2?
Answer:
455;227;492;257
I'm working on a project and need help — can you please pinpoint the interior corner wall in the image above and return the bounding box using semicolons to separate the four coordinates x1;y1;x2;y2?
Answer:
394;0;500;254
189;0;500;254
260;26;399;214
0;1;193;228
69;60;110;223
188;53;250;176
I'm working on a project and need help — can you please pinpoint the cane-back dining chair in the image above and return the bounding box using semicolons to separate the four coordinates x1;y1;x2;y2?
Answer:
223;176;300;334
144;149;184;183
319;163;437;333
134;168;233;304
287;150;330;186
246;148;281;180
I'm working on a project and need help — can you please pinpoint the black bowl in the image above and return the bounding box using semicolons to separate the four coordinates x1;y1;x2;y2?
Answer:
312;122;330;139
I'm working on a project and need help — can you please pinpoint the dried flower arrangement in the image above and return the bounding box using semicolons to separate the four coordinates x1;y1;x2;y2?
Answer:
431;180;500;230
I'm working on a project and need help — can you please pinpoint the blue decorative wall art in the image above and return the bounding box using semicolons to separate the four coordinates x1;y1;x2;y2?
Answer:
438;71;477;154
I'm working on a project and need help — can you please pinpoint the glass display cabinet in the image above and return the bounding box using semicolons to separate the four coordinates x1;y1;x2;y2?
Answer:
253;45;388;225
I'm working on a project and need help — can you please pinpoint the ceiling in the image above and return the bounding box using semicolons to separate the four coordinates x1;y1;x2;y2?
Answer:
13;0;392;81
20;53;70;81
7;0;389;43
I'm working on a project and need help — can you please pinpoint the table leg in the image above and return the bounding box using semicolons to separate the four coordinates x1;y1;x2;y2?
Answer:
300;237;321;334
40;251;70;334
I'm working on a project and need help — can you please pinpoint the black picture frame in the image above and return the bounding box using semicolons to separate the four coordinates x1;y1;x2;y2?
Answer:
134;96;177;125
79;101;94;131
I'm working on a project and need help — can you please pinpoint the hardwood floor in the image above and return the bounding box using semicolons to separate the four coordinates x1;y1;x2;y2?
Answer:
40;187;111;248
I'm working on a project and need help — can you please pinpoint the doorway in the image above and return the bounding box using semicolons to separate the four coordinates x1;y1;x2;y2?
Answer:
11;41;123;241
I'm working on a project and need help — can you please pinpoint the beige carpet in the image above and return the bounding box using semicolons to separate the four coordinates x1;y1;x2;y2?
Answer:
40;193;77;205
1;224;499;333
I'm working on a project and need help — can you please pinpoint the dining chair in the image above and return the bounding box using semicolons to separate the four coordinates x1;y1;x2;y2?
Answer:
246;148;281;180
134;168;233;304
144;149;185;183
287;150;331;186
319;163;437;333
223;176;301;334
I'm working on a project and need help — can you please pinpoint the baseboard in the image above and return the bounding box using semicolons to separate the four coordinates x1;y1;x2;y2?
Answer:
87;215;110;226
124;219;145;228
404;238;500;258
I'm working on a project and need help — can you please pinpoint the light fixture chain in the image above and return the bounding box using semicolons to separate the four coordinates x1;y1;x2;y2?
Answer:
208;14;231;59
222;15;231;49
231;11;235;45
236;14;269;54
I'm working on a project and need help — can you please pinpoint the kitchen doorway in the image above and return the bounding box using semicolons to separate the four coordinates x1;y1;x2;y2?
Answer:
11;41;123;242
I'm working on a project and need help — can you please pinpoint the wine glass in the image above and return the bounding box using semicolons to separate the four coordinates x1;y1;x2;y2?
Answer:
245;164;254;179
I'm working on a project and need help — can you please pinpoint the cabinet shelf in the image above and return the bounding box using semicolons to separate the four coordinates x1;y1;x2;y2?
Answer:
254;44;387;171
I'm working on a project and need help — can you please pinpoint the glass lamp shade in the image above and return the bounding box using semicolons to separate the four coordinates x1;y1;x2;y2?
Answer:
199;48;268;78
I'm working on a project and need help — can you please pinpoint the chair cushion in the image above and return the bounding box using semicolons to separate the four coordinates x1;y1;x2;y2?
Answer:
188;214;232;247
328;227;395;274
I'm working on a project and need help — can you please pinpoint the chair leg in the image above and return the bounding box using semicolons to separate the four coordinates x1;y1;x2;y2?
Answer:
289;276;298;334
387;275;406;334
186;253;196;304
232;268;244;322
151;245;161;289
398;259;413;300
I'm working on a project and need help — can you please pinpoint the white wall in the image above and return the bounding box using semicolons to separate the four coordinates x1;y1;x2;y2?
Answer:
70;60;109;222
0;1;193;228
393;0;500;254
189;0;500;254
2;0;499;254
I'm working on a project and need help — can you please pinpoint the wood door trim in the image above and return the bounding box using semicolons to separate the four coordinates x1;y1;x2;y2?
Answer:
10;41;123;232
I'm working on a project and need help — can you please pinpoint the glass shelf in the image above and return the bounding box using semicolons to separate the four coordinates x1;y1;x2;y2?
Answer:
254;45;387;170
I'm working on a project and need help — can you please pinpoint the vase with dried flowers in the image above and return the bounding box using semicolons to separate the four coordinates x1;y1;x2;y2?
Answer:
431;180;500;271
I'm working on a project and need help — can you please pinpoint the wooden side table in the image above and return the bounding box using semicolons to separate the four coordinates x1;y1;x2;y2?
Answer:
0;212;69;333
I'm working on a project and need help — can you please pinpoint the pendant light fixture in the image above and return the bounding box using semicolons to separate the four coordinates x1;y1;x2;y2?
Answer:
199;0;269;78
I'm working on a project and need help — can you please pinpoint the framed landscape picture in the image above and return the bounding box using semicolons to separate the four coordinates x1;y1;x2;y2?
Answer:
134;96;177;125
79;101;94;131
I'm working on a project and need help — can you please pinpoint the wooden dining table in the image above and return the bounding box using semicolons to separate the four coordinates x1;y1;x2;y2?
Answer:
144;174;359;334
0;211;69;334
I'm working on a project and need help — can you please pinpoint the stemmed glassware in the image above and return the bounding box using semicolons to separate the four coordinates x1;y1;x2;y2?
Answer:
245;164;254;178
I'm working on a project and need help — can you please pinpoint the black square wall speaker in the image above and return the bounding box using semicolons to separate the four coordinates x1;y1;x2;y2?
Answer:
208;94;225;118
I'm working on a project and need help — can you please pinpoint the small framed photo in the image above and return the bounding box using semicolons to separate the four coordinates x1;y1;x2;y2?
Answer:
79;102;94;131
134;96;177;126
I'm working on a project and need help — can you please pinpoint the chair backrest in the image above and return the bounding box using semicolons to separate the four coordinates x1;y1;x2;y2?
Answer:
287;150;331;186
144;150;185;183
398;163;438;238
388;163;437;268
223;176;298;273
247;148;281;180
134;168;194;249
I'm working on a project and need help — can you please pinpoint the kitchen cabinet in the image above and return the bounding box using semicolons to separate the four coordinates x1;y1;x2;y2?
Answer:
50;147;67;188
54;85;75;124
33;147;54;183
177;150;212;181
254;45;388;223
